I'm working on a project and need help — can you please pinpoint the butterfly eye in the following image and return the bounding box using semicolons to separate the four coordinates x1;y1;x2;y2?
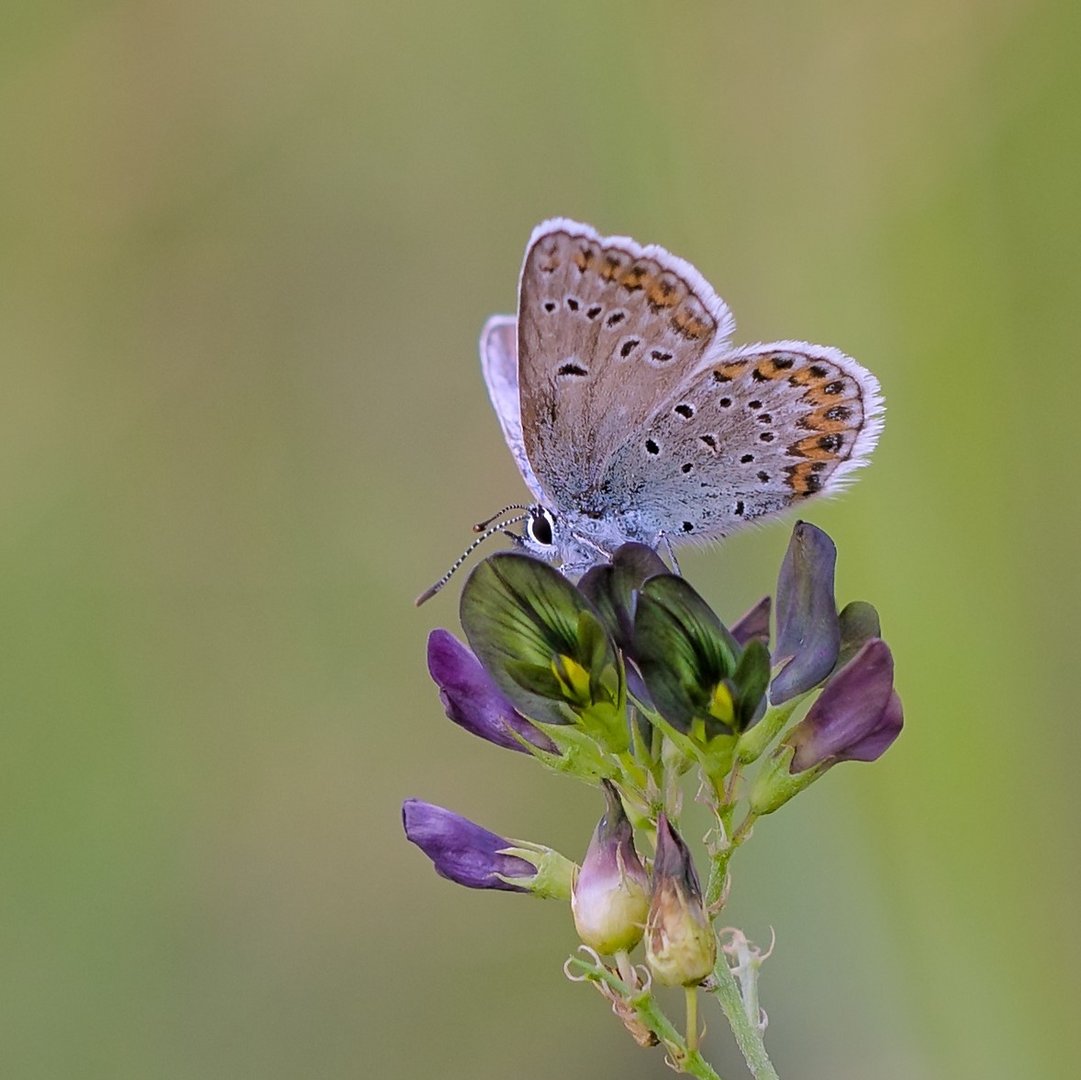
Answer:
527;507;556;547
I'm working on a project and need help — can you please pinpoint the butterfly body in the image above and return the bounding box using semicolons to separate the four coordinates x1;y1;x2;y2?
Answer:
480;219;883;576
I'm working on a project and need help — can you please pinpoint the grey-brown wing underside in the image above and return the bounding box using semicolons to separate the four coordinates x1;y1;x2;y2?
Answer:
516;219;735;513
597;342;885;542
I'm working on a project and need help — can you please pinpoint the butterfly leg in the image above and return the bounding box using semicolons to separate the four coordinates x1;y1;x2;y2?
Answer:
561;530;616;569
559;561;595;581
658;533;682;576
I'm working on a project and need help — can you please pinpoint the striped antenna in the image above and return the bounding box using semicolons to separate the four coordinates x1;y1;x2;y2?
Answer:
415;513;530;606
473;504;529;532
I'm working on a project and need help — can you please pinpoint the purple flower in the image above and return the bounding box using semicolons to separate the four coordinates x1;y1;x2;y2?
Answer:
771;522;841;704
787;638;903;772
427;629;556;754
571;781;650;954
402;799;558;893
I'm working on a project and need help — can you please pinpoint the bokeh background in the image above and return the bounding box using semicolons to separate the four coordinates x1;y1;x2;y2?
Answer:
4;2;1080;1077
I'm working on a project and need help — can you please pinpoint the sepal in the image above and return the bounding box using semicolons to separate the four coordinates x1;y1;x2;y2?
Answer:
748;743;818;815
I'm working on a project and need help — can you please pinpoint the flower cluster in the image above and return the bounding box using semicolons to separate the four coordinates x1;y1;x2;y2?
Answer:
403;521;902;1063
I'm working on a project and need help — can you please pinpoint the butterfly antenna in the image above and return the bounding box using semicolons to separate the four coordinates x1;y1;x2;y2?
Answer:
415;513;530;606
473;504;529;532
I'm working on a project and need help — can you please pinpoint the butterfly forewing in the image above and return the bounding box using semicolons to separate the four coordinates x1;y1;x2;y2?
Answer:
598;342;884;541
516;219;735;512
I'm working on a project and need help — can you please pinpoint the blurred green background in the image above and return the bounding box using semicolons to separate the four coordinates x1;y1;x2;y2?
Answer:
3;2;1080;1077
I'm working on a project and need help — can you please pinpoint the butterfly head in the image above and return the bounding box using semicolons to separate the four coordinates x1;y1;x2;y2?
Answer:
417;503;566;605
518;505;559;559
517;504;636;578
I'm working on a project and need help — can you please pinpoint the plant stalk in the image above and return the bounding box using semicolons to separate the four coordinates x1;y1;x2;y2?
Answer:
707;938;780;1079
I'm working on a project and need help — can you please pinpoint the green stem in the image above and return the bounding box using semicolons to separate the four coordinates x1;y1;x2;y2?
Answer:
704;850;730;911
618;750;649;792
565;958;726;1080
708;954;780;1080
735;697;803;765
685;985;700;1053
722;762;743;811
704;812;757;910
732;811;757;846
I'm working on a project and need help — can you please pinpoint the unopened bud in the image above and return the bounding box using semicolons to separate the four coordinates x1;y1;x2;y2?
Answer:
572;781;650;954
645;815;716;986
403;799;576;899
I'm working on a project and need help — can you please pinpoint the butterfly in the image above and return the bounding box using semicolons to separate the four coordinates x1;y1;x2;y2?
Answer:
418;218;882;603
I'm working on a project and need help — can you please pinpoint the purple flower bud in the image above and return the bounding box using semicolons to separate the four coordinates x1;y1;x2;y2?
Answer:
402;799;575;897
787;638;903;773
571;781;650;954
771;522;841;704
731;596;771;648
427;629;556;754
645;815;716;986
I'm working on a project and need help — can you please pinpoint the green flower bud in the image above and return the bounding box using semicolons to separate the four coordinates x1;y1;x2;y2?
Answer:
633;576;757;734
459;554;627;749
633;576;770;780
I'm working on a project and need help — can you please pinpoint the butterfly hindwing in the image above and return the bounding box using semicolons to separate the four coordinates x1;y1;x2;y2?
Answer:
597;341;884;542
